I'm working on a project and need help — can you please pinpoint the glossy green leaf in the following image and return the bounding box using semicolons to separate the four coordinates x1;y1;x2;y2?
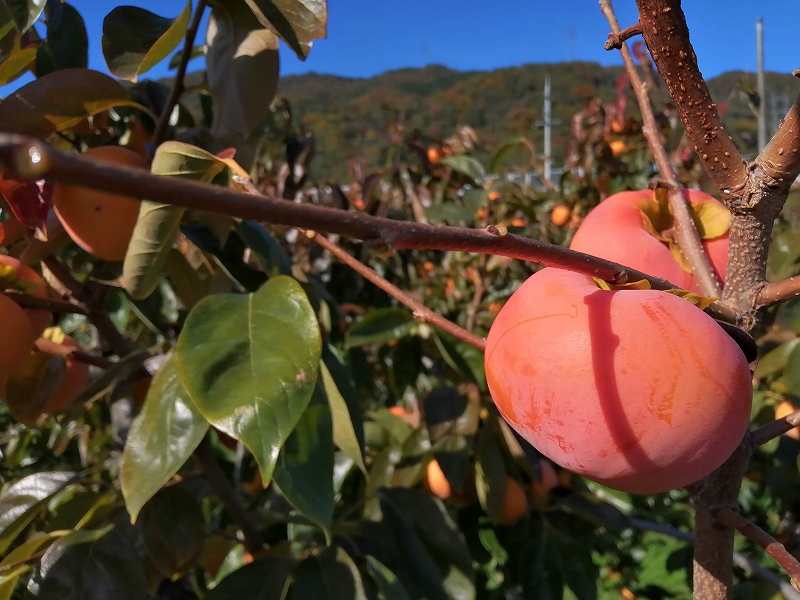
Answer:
768;230;800;282
102;1;192;81
122;142;229;300
289;548;367;600
206;2;279;137
273;380;334;537
243;0;327;60
28;525;147;600
120;355;209;522
0;68;153;137
205;556;295;600
174;275;322;484
140;485;205;579
237;220;293;277
366;556;410;600
0;471;76;555
321;357;366;474
0;531;69;600
35;3;88;77
754;339;800;380
346;308;416;348
439;155;485;182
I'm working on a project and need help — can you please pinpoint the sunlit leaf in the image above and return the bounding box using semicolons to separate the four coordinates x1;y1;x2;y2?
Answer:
321;358;366;473
243;0;327;60
439;155;485;182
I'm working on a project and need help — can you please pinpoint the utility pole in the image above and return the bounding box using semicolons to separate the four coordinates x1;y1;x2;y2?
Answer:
757;17;767;151
543;72;552;182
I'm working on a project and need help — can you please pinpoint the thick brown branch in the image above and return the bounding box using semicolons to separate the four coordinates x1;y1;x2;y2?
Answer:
633;0;747;196
308;230;486;352
750;410;800;447
600;0;721;297
2;290;88;315
0;134;679;291
758;276;800;306
754;93;800;197
151;0;209;145
715;507;800;589
194;436;263;554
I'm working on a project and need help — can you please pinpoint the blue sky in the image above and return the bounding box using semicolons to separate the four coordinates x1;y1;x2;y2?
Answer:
6;1;800;89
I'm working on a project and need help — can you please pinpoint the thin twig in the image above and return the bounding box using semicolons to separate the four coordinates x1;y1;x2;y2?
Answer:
600;0;721;298
758;277;800;306
34;338;114;369
2;290;88;315
750;410;800;447
151;0;209;146
194;436;264;555
628;518;800;600
308;230;486;351
714;507;800;590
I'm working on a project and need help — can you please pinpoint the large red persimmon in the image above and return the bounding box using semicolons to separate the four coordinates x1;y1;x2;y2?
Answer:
41;334;90;415
569;189;729;293
484;268;752;494
0;294;36;375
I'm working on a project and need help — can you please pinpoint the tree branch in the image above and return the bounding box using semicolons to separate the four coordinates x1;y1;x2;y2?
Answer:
714;507;800;590
753;93;800;199
151;0;209;146
750;410;800;447
194;436;264;555
633;0;747;197
758;276;800;306
600;0;721;298
34;337;114;369
0;134;681;291
628;518;800;600
2;290;88;315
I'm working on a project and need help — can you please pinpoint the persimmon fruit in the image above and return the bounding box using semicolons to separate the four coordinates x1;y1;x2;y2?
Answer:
551;205;571;227
775;401;800;440
424;458;451;500
0;255;51;335
498;477;528;524
52;146;149;261
569;189;729;293
40;333;90;414
0;294;36;374
484;268;752;494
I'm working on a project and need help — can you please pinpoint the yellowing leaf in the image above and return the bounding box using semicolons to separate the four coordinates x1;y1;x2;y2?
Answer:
635;194;673;243
664;288;719;310
690;198;731;240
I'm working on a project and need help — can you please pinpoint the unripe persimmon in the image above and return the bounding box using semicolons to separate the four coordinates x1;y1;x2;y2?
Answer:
0;255;51;335
570;189;729;293
0;294;36;374
52;146;149;261
551;205;571;227
485;268;752;494
40;333;89;414
498;477;528;524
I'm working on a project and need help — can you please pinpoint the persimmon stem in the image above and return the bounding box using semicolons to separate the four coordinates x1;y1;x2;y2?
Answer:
714;507;800;590
151;0;209;146
600;0;721;298
750;410;800;447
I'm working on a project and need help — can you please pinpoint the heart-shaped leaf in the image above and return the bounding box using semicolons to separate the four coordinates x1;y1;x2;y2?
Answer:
102;1;192;81
120;354;209;522
174;275;322;484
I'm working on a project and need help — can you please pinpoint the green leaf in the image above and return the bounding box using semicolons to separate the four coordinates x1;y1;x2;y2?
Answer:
0;471;76;555
321;359;366;474
206;2;279;137
29;525;147;600
0;68;154;137
0;0;45;34
243;0;327;60
289;548;367;600
273;380;335;537
205;556;295;599
439;155;486;182
35;2;89;77
102;1;192;81
0;42;35;86
768;230;800;282
488;136;535;173
754;338;800;380
0;531;69;600
139;485;205;579
237;220;293;277
519;538;563;600
366;556;410;600
346;308;416;348
474;425;507;522
174;275;322;484
122;142;229;300
785;343;800;397
168;44;204;69
120;355;209;522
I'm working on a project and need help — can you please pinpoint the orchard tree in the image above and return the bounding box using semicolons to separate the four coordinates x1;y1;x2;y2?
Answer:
0;1;800;599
